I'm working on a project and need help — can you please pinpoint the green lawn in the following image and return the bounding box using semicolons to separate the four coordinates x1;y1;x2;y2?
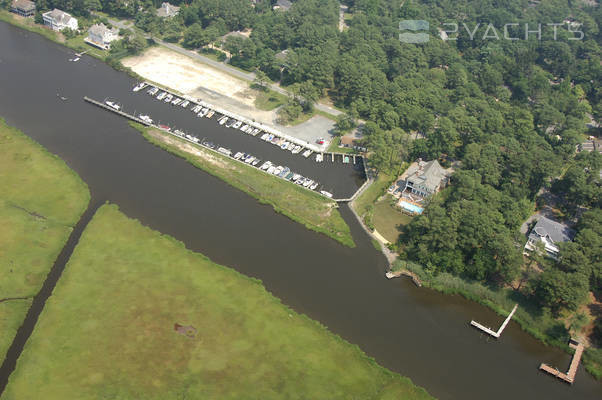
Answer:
372;197;413;243
352;173;394;219
2;204;433;399
327;137;357;154
254;88;287;111
131;123;355;247
0;119;90;360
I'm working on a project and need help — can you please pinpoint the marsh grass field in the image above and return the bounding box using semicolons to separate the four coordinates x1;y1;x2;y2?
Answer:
0;119;89;360
3;204;432;399
131;123;355;247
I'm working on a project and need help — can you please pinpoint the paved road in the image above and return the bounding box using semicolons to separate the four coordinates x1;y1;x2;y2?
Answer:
105;16;343;117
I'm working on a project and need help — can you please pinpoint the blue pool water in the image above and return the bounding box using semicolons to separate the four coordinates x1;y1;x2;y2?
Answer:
400;201;424;214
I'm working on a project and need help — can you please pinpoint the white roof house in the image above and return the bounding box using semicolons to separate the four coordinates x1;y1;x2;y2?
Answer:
86;23;119;49
157;2;180;17
42;9;78;31
524;216;575;258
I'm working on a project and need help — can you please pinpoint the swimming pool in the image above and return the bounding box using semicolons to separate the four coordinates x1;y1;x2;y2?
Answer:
400;201;424;214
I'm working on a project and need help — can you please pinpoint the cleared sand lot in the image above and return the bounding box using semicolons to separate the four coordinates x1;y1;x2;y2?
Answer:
122;46;335;147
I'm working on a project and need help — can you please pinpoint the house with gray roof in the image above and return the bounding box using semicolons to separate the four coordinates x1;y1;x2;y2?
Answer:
157;2;180;18
85;23;119;50
524;216;575;258
402;159;449;198
10;0;36;17
42;9;78;31
273;0;293;11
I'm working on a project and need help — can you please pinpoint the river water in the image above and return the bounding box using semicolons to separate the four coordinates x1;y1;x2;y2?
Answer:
0;22;600;399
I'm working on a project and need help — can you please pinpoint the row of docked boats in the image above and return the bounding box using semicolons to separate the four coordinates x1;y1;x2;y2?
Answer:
137;82;317;160
259;133;313;158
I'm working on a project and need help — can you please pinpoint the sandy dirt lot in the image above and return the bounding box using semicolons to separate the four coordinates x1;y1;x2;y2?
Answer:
122;46;335;148
122;46;255;105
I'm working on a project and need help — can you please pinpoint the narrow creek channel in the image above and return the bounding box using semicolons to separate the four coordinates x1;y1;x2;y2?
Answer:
0;198;103;393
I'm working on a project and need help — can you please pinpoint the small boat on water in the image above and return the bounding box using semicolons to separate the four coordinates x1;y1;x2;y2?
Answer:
267;166;276;174
240;124;249;131
206;110;215;118
174;129;185;136
303;179;313;188
316;153;323;162
295;177;305;185
245;156;254;164
202;141;215;149
310;182;319;190
198;108;208;117
302;149;312;158
133;82;147;92
273;166;284;175
232;121;242;129
148;87;159;95
219;117;228;125
217;147;232;156
191;137;200;143
260;133;269;141
292;173;300;181
172;98;182;106
234;152;244;160
192;105;202;113
279;167;290;178
260;161;272;170
105;101;120;110
280;142;289;150
180;100;190;108
285;172;295;180
320;190;333;198
164;94;173;103
292;145;302;154
251;128;260;136
139;115;153;124
252;158;260;166
159;124;171;131
157;92;167;100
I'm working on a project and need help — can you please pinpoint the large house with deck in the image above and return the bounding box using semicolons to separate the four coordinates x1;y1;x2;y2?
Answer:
42;9;78;31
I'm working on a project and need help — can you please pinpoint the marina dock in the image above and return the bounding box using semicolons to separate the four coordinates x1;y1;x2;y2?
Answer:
539;341;584;384
470;304;518;338
83;97;151;126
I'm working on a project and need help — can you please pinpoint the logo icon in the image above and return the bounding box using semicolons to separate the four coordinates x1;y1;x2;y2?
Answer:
399;20;429;43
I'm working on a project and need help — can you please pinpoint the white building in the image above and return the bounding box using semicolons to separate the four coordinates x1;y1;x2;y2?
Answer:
42;9;78;31
85;23;119;50
524;216;574;258
157;2;180;18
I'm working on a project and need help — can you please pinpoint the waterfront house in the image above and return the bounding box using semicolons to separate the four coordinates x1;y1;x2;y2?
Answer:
42;9;78;31
10;0;36;17
524;216;574;258
85;23;119;50
402;159;449;198
157;2;180;18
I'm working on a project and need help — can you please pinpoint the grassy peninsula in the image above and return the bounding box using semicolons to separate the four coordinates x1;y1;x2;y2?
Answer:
0;119;90;360
130;123;355;247
3;204;431;399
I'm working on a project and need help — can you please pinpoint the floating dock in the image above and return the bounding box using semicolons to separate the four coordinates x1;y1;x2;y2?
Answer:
539;341;584;384
470;304;518;338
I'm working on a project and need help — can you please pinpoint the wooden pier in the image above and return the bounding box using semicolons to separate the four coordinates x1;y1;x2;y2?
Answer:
539;341;584;384
470;304;518;338
83;96;151;126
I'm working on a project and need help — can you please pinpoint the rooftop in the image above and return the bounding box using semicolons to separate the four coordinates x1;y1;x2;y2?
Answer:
11;0;35;11
157;2;180;17
530;216;574;244
407;160;448;192
44;9;75;24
